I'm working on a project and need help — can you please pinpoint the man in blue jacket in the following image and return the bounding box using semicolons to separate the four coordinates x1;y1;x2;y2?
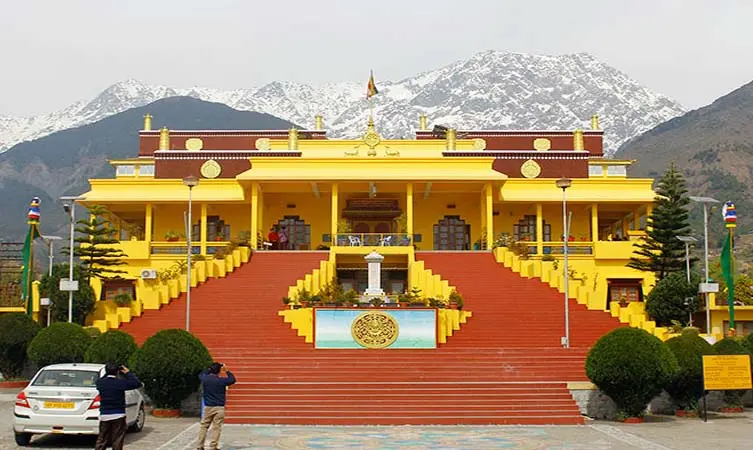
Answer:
95;363;142;450
196;362;236;450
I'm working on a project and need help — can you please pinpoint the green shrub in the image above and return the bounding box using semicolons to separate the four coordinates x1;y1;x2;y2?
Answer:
743;333;753;356
84;327;102;338
0;313;41;379
711;338;753;408
84;331;138;367
645;272;700;326
129;329;212;409
665;334;714;409
586;327;678;418
39;264;96;325
27;323;91;367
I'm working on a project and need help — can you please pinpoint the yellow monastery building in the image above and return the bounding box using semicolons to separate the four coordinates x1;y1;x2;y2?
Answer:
5;110;732;340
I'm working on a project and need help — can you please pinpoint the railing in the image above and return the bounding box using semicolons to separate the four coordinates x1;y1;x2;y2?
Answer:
516;241;594;256
334;233;412;247
150;241;202;255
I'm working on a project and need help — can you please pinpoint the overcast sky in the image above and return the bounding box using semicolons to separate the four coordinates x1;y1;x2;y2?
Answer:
1;0;751;116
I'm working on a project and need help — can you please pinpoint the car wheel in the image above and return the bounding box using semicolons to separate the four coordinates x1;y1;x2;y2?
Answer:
14;432;32;446
128;404;146;433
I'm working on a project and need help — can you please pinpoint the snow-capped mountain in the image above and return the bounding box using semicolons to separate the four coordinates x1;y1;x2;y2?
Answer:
0;51;685;155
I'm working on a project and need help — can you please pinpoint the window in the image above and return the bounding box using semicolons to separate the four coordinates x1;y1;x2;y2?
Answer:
116;165;135;176
138;165;155;176
433;216;469;250
610;286;640;303
589;165;604;177
33;369;100;387
513;215;551;241
723;321;753;336
607;165;627;176
104;282;135;302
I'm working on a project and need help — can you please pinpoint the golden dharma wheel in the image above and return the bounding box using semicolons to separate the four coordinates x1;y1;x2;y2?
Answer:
351;311;399;349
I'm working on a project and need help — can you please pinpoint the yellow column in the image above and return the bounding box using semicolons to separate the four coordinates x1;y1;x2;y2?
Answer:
200;203;208;255
251;183;259;249
144;204;153;243
485;183;493;249
258;189;264;246
633;207;640;230
536;203;543;256
406;183;414;238
646;204;653;232
591;204;599;241
480;191;486;248
331;183;339;245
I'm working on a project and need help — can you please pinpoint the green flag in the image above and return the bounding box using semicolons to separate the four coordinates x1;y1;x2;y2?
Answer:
21;197;42;316
720;231;734;322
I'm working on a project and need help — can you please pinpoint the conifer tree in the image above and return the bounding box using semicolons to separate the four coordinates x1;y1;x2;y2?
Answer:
72;204;127;283
628;163;693;280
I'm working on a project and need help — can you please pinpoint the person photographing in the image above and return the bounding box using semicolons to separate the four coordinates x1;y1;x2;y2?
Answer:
95;363;142;450
196;362;236;450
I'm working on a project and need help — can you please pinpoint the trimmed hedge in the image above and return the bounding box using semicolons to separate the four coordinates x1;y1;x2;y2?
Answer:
665;334;714;409
84;327;102;338
129;329;212;409
27;323;91;367
0;313;41;379
586;327;678;418
84;331;138;367
711;338;753;408
743;333;753;356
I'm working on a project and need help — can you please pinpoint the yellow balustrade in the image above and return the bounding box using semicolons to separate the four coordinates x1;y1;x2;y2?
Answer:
278;308;314;343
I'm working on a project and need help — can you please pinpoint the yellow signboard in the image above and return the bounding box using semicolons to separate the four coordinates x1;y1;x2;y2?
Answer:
702;355;752;391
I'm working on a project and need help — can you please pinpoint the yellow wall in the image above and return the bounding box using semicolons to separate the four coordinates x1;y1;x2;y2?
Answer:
414;193;480;250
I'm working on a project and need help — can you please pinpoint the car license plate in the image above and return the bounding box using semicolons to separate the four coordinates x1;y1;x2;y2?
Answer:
44;401;75;409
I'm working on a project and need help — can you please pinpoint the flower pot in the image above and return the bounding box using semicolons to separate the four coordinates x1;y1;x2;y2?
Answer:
166;237;179;242
449;303;459;310
152;408;181;418
720;407;743;413
675;409;697;417
399;302;409;308
622;417;643;424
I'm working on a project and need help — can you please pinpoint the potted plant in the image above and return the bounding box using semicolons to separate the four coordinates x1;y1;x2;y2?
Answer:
165;230;181;242
282;297;291;308
310;295;323;307
336;220;351;246
214;232;225;242
369;297;384;308
397;293;410;308
237;230;251;247
449;290;464;310
297;288;312;308
113;293;133;307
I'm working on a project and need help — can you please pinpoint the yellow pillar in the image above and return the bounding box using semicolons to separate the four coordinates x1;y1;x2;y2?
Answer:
536;203;543;256
646;204;653;232
258;189;264;247
251;183;259;249
331;183;339;245
633;208;640;230
480;191;486;248
591;204;599;241
485;183;493;249
144;204;153;243
200;203;208;255
406;183;414;238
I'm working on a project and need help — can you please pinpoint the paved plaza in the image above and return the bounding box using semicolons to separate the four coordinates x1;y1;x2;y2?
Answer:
3;390;752;449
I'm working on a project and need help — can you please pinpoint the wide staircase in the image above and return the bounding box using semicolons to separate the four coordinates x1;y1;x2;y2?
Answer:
122;251;621;425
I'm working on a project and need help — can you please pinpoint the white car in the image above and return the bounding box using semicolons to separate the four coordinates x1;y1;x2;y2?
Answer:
12;363;146;446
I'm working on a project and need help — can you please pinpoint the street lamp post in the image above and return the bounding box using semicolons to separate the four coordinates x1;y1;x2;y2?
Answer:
689;196;719;333
677;235;698;326
60;196;84;323
183;176;199;332
556;177;573;348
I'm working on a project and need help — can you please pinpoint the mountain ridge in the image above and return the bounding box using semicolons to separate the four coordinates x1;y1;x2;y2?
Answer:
0;51;685;155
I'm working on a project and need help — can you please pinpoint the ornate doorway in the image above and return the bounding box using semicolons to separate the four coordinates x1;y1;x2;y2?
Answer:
433;216;470;250
275;216;311;250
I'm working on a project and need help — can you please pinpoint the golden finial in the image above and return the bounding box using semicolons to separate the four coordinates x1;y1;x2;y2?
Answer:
573;128;585;151
158;127;170;150
419;114;427;130
591;114;600;130
314;115;323;130
143;113;153;131
288;128;299;150
446;128;457;150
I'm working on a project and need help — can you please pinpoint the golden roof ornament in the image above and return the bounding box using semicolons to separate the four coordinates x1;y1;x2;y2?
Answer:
521;159;542;178
314;115;324;130
200;159;222;179
185;138;203;151
446;128;457;150
362;117;381;149
158;127;170;150
288;128;299;150
143;113;152;131
573;129;585;151
533;138;551;151
591;114;600;130
419;114;427;130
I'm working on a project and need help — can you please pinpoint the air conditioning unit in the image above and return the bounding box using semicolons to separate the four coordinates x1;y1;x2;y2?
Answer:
140;269;158;280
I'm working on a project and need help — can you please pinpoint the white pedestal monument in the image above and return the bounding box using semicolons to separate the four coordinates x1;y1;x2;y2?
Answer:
364;250;385;297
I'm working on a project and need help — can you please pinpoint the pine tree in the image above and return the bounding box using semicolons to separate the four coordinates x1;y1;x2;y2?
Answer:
72;205;127;283
628;163;693;280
